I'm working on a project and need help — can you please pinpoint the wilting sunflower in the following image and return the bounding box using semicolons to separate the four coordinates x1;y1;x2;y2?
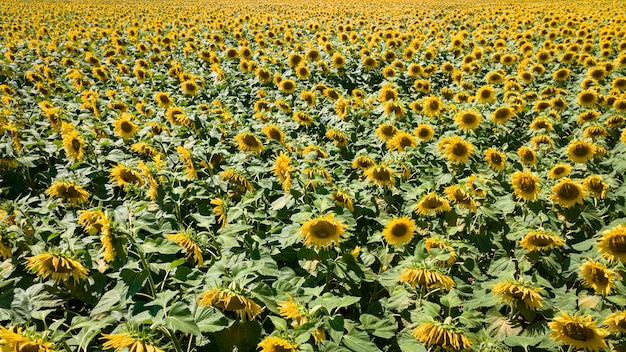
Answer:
445;185;477;212
549;312;608;352
454;110;482;130
326;129;349;147
110;164;143;188
583;175;608;199
549;178;585;208
492;280;543;310
365;165;395;187
398;264;455;291
439;136;474;163
234;132;263;153
0;326;56;352
375;123;398;141
273;152;293;191
517;146;537;166
425;237;457;265
221;169;254;192
77;209;110;236
62;129;84;161
414;124;435;142
603;311;626;333
176;146;197;180
46;181;90;205
210;198;227;228
261;125;285;144
293;111;314;126
300;213;348;249
567;140;595;163
415;193;451;216
548;164;571;179
597;224;626;263
519;230;565;252
579;260;617;296
26;252;89;283
332;190;354;212
422;95;444;117
199;288;262;320
382;216;416;245
258;337;297;352
101;332;164;352
484;148;506;171
350;156;373;171
476;85;496;103
577;110;601;125
387;131;416;152
412;321;471;351
278;294;308;326
112;115;139;139
510;170;541;202
165;233;203;266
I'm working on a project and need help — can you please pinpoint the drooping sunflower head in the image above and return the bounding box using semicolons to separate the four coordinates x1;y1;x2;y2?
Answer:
0;326;56;352
398;264;455;291
579;260;616;296
412;320;471;351
375;123;398;141
198;288;263;320
444;185;477;212
101;332;164;352
277;294;308;326
110;164;144;188
549;312;608;352
519;230;565;252
382;216;416;246
364;165;395;187
484;148;507;171
46;181;90;205
454;110;482;130
26;252;89;283
567;140;595;163
425;237;457;265
492;280;543;310
517;146;537;166
299;213;348;249
293;111;314;126
549;178;585;208
164;233;204;267
234;132;263;153
583;175;608;199
603;311;626;333
510;170;541;202
577;110;601;125
414;192;451;216
414;124;435;142
597;224;626;263
351;155;374;170
258;336;298;352
331;190;354;212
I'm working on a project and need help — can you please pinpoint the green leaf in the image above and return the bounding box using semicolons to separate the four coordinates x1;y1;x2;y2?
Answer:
120;268;149;298
271;194;294;210
163;302;201;336
359;314;398;339
195;306;230;333
504;335;537;349
317;293;360;314
91;288;125;317
269;316;288;331
342;329;381;352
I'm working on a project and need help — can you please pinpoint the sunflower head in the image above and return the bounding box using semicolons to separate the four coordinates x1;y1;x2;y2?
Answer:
579;260;617;296
110;164;144;188
0;326;56;352
517;146;537;166
549;178;585;208
597;224;626;263
484;148;506;171
277;294;308;326
603;311;626;333
45;181;90;205
476;85;496;103
387;131;415;152
414;124;435;142
422;95;444;117
364;165;395;187
101;332;164;352
62;129;84;161
583;175;608;199
258;336;297;352
165;233;204;266
26;252;89;283
425;237;457;265
234;132;263;153
300;213;348;249
549;312;608;352
375;123;398;141
454;110;482;130
547;164;571;179
519;230;565;252
382;216;416;246
112;114;139;139
351;155;374;170
198;288;263;320
510;170;541;202
399;264;455;291
567;140;595;163
440;136;474;164
414;192;451;216
444;185;477;212
492;280;543;310
412;321;471;351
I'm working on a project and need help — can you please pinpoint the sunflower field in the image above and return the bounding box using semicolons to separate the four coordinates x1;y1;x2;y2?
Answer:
1;0;626;350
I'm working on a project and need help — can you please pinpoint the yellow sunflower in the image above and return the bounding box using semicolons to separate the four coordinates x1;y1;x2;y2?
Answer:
331;190;354;212
278;294;308;326
444;185;477;212
352;155;375;170
549;312;608;352
548;164;572;179
164;233;204;266
567;140;595;163
300;213;348;249
510;170;541;202
577;90;598;107
26;252;89;283
398;265;455;291
375;123;398;141
293;111;314;126
492;281;543;310
382;216;416;245
476;85;496;103
258;337;297;352
234;132;263;153
0;326;56;352
425;237;457;265
414;124;435;142
454;110;482;130
181;80;200;95
597;224;626;263
387;131;416;152
484;148;507;171
422;95;444;117
549;178;585;208
176;146;197;180
278;79;297;94
414;193;451;216
579;260;617;296
77;209;110;236
273;152;293;191
62;129;84;162
491;106;515;124
412;321;471;351
519;230;565;252
583;175;608;199
364;165;395;187
603;311;626;333
262;125;285;144
439;136;474;164
326;129;349;147
46;181;90;205
110;164;143;188
517;146;537;166
112;115;139;139
154;92;173;108
221;169;253;192
101;332;164;352
198;288;262;320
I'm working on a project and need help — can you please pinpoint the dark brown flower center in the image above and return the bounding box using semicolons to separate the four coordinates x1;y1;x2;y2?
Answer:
418;128;430;138
590;267;610;285
609;235;626;254
580;93;595;104
481;89;492;99
462;113;477;124
422;196;444;209
71;138;81;151
372;168;392;181
519;177;536;193
120;169;140;183
391;223;408;237
310;220;336;239
563;322;593;341
490;153;502;164
557;183;580;200
242;134;259;147
429;100;439;111
452;143;468;156
121;121;134;133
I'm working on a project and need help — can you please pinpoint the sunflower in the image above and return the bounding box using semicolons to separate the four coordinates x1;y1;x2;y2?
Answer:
234;132;263;153
77;209;110;236
181;80;200;95
583;125;607;139
375;123;398;141
331;52;345;68
278;294;307;326
412;321;471;351
579;260;616;296
454;110;482;130
258;337;297;352
364;165;395;187
62;129;84;162
445;185;477;211
26;252;89;283
484;148;507;171
300;213;348;249
510;170;541;202
326;129;349;147
603;311;626;333
415;192;451;216
398;265;455;291
0;326;56;352
101;332;164;352
577;110;601;125
362;56;378;70
387;131;416;152
382;216;416;245
425;237;457;265
414;124;435;142
553;68;571;82
517;146;537;166
577;90;598;107
529;117;554;132
273;152;293;191
165;233;203;266
492;281;543;310
583;175;608;199
300;90;316;106
198;288;262;320
352;155;374;170
547;164;571;179
549;312;608;352
439;136;474;164
567;140;595;163
549;178;585;207
176;146;197;180
476;85;496;103
46;181;90;205
491;106;515;124
255;68;273;84
278;79;296;94
221;169;254;192
519;230;565;252
384;101;406;118
112;116;139;139
422;95;444;117
293;111;314;126
295;64;310;80
597;224;626;263
110;164;143;188
302;145;327;160
331;190;354;212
